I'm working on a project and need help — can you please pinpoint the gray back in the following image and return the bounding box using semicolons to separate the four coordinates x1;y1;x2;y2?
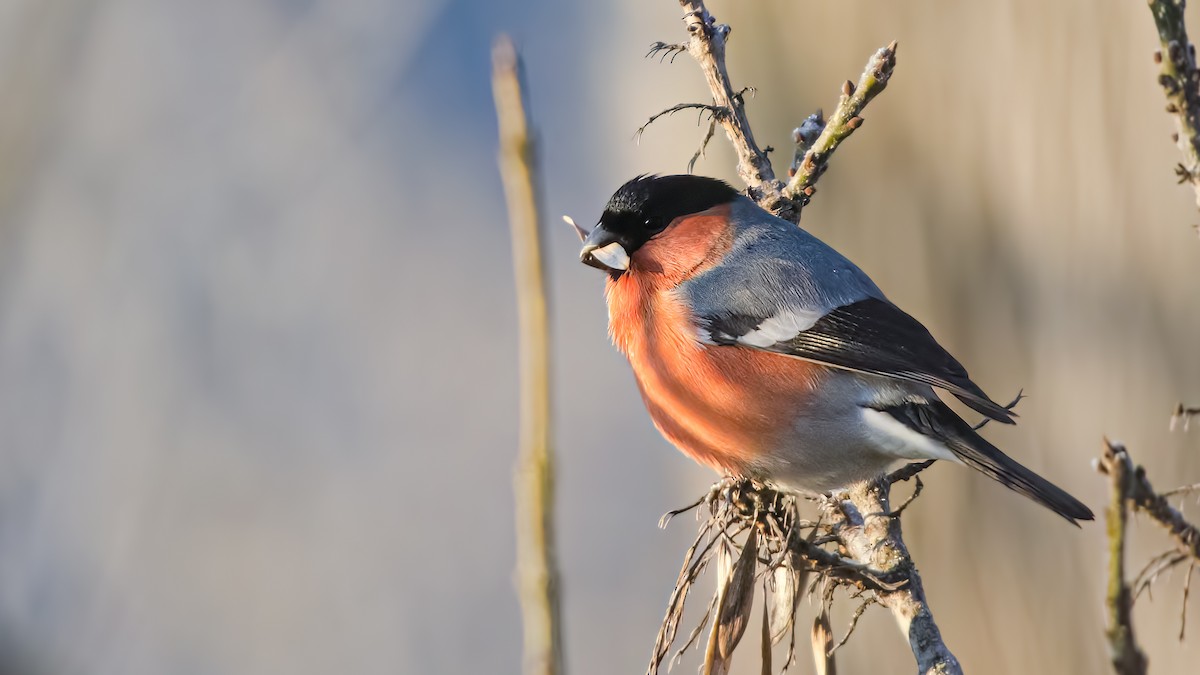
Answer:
680;197;886;320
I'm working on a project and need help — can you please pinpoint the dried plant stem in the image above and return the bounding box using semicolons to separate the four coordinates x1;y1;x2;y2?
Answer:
1097;441;1149;675
823;481;962;675
493;35;564;675
1147;0;1200;211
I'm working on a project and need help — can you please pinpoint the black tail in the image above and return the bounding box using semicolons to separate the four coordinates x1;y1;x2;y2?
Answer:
881;401;1095;525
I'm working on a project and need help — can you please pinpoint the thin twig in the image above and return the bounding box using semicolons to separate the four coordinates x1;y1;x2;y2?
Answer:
647;40;688;63
1133;550;1189;602
493;36;564;675
1146;0;1200;212
827;597;876;657
673;1;797;218
1162;483;1200;498
688;118;719;173
886;476;925;518
635;102;725;143
1170;402;1200;431
784;43;898;207
1182;562;1196;641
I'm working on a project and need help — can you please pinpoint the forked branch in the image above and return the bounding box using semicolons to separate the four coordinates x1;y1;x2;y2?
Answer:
663;1;894;223
1096;439;1200;673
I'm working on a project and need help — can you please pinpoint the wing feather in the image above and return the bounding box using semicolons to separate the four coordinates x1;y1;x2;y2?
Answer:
706;298;1016;423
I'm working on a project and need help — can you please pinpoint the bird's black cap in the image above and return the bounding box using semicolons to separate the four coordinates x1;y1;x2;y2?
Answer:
603;174;739;234
581;175;740;272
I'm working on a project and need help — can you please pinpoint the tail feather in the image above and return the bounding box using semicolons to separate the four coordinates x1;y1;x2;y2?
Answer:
882;401;1094;525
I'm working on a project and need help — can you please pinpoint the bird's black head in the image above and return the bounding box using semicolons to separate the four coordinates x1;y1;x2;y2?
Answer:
580;174;740;273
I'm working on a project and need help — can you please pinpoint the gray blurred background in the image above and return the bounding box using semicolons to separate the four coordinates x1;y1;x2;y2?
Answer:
0;0;1198;673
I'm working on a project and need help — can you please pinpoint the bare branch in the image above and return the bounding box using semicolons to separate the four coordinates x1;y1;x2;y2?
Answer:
823;480;963;675
1096;440;1150;675
673;1;798;218
784;43;898;206
493;36;564;675
1146;0;1200;213
1117;447;1200;564
635;102;725;143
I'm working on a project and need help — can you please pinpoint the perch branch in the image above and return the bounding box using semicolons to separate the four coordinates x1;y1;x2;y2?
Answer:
493;36;565;675
822;478;963;675
1146;0;1200;212
649;474;958;675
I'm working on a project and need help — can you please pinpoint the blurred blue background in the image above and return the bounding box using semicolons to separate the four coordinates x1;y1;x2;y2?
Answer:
0;0;1198;673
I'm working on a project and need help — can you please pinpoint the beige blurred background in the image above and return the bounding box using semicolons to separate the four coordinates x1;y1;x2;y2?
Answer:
0;0;1197;673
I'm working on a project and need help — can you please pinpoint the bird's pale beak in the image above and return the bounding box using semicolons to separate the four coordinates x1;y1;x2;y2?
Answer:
580;226;630;272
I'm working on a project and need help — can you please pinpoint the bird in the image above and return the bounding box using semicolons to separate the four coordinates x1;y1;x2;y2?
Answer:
577;174;1093;524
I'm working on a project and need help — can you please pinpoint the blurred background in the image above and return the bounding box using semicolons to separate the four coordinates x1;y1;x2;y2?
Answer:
0;0;1198;673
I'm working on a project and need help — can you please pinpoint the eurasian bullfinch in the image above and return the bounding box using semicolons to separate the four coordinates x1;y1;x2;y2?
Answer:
579;174;1093;524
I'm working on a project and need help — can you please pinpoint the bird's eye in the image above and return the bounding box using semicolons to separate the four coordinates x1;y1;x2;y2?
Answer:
645;216;665;233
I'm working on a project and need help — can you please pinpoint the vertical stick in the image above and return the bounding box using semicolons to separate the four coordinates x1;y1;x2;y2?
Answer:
1098;441;1148;675
492;35;564;675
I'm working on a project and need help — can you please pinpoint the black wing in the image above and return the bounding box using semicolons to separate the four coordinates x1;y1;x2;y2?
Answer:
707;297;1016;423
